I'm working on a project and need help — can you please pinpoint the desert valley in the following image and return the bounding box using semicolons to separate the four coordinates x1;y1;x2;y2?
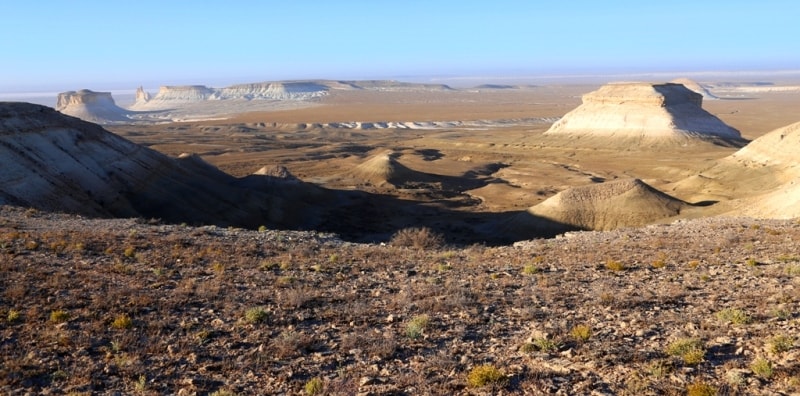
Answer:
2;76;800;394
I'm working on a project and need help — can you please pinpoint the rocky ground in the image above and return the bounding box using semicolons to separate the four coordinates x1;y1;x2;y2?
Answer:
1;205;799;395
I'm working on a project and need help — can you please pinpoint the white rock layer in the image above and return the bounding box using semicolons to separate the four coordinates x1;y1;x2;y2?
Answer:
544;82;741;143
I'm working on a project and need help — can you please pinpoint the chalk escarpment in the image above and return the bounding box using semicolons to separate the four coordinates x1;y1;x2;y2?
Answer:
55;89;131;123
544;83;743;147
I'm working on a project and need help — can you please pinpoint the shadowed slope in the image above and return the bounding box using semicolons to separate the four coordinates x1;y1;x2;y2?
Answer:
504;179;687;235
0;102;338;229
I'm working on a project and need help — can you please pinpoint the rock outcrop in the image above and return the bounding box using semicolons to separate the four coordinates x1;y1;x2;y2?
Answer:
544;82;744;147
135;86;151;103
55;89;131;123
130;82;329;109
0;102;339;229
671;78;718;99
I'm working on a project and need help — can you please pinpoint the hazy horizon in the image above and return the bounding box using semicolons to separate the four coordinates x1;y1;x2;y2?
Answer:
1;1;798;95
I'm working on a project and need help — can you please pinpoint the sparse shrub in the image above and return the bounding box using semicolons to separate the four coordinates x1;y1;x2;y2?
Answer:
725;369;745;387
532;337;560;353
745;257;758;266
522;264;539;275
7;309;20;323
211;261;225;274
751;357;773;379
776;254;800;262
652;252;668;268
687;260;700;269
405;314;430;340
646;360;671;378
605;259;625;271
466;364;507;388
272;330;308;358
258;225;267;232
245;307;268;324
260;260;279;270
304;377;324;395
599;292;615;306
111;314;133;330
390;227;444;250
570;324;591;342
686;380;717;396
134;374;147;392
25;240;39;250
50;309;69;323
666;338;705;365
123;247;136;258
716;308;752;325
768;334;794;354
785;264;800;276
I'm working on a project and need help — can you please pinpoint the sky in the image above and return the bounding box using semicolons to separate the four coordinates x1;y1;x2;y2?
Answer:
0;1;798;93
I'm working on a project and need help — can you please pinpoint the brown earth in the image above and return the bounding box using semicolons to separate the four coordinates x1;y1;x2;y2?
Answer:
1;206;799;395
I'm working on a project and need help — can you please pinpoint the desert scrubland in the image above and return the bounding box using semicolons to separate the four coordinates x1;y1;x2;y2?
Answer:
2;78;800;394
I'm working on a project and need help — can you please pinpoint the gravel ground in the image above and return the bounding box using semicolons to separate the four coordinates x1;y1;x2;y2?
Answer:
1;206;799;395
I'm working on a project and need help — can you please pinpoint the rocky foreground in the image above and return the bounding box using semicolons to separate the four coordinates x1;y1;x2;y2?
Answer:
1;205;799;395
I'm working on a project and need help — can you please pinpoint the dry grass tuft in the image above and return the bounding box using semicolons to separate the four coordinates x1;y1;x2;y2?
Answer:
390;227;444;249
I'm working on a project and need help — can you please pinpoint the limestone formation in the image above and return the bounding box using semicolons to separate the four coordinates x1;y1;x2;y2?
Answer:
55;89;131;123
671;78;718;99
135;86;151;103
544;82;743;147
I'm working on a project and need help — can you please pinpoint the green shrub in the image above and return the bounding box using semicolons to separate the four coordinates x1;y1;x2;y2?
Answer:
405;314;430;340
716;308;752;325
666;338;705;365
304;377;324;395
686;380;717;396
50;309;69;323
466;364;506;388
570;324;592;342
111;314;133;329
751;357;773;379
768;334;794;354
245;307;268;324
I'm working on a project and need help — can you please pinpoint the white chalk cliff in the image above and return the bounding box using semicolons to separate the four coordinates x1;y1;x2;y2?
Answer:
130;82;329;109
544;83;742;146
55;89;131;123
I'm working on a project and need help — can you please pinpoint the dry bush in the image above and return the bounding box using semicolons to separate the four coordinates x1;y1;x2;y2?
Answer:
390;227;444;249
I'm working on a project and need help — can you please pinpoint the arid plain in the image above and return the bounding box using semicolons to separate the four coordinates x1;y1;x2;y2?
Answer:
106;82;800;242
3;78;800;395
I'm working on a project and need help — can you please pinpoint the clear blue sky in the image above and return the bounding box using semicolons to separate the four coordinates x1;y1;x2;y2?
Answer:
1;1;798;92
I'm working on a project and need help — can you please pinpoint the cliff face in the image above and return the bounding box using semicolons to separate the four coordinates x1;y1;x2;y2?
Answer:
56;90;117;111
55;89;131;123
580;83;703;107
131;82;329;109
544;82;743;146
